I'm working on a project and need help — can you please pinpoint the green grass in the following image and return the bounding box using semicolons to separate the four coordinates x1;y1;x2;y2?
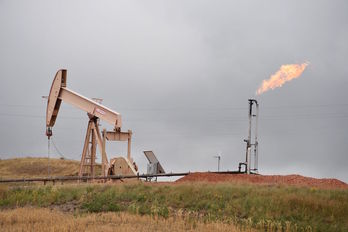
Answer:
1;183;348;231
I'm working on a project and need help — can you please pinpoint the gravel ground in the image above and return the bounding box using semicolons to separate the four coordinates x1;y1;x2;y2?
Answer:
177;172;348;189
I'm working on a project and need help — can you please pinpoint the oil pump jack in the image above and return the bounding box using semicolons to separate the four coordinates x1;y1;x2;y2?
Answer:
45;69;138;178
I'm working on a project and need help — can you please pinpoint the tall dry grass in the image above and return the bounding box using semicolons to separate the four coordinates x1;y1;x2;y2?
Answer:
0;157;101;178
0;207;244;232
1;182;348;231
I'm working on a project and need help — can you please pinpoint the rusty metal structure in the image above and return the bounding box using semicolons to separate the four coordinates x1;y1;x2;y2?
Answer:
45;69;137;178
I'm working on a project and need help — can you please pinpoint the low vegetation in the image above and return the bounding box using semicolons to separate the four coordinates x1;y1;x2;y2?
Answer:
0;157;101;178
0;207;240;232
1;182;347;231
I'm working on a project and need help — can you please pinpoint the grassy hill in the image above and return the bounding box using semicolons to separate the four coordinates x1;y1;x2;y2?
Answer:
1;158;348;231
1;182;348;231
0;157;91;178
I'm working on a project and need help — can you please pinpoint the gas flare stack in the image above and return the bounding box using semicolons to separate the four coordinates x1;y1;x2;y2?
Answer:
239;99;259;174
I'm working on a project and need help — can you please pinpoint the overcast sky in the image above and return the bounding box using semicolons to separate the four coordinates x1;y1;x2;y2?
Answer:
0;0;347;182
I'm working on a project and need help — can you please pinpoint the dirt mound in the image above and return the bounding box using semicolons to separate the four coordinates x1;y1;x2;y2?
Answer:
177;172;348;189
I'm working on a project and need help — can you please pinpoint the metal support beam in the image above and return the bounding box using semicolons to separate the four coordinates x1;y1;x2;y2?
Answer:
105;130;133;163
79;117;107;178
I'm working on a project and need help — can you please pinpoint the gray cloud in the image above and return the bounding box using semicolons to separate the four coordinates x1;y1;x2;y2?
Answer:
0;0;347;182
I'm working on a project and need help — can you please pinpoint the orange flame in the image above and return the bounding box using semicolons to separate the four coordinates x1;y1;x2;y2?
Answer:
256;62;309;95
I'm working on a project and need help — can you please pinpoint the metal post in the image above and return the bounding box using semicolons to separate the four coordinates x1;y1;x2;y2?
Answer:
246;100;253;173
91;124;96;178
102;129;106;177
127;130;132;161
214;155;221;172
247;147;251;174
79;120;93;178
47;138;50;176
254;102;259;173
44;95;51;177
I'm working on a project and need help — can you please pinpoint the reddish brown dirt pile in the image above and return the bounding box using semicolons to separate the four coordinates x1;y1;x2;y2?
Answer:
177;172;348;189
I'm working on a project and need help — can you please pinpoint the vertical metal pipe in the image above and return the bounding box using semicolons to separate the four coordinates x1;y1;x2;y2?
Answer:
248;100;253;145
246;99;253;174
47;138;51;176
102;129;106;177
127;130;132;161
254;101;259;173
247;147;251;174
91;123;96;178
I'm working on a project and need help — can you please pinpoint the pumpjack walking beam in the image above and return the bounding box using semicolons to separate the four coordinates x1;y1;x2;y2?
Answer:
46;69;134;178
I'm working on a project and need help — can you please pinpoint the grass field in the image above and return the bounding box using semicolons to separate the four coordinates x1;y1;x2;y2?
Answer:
1;182;348;231
0;157;101;178
1;158;347;231
0;207;241;232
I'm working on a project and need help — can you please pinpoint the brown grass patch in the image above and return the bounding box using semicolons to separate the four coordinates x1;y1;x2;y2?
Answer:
0;207;243;232
0;157;101;179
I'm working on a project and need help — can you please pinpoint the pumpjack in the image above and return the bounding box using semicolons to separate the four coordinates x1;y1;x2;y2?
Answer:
45;69;138;178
